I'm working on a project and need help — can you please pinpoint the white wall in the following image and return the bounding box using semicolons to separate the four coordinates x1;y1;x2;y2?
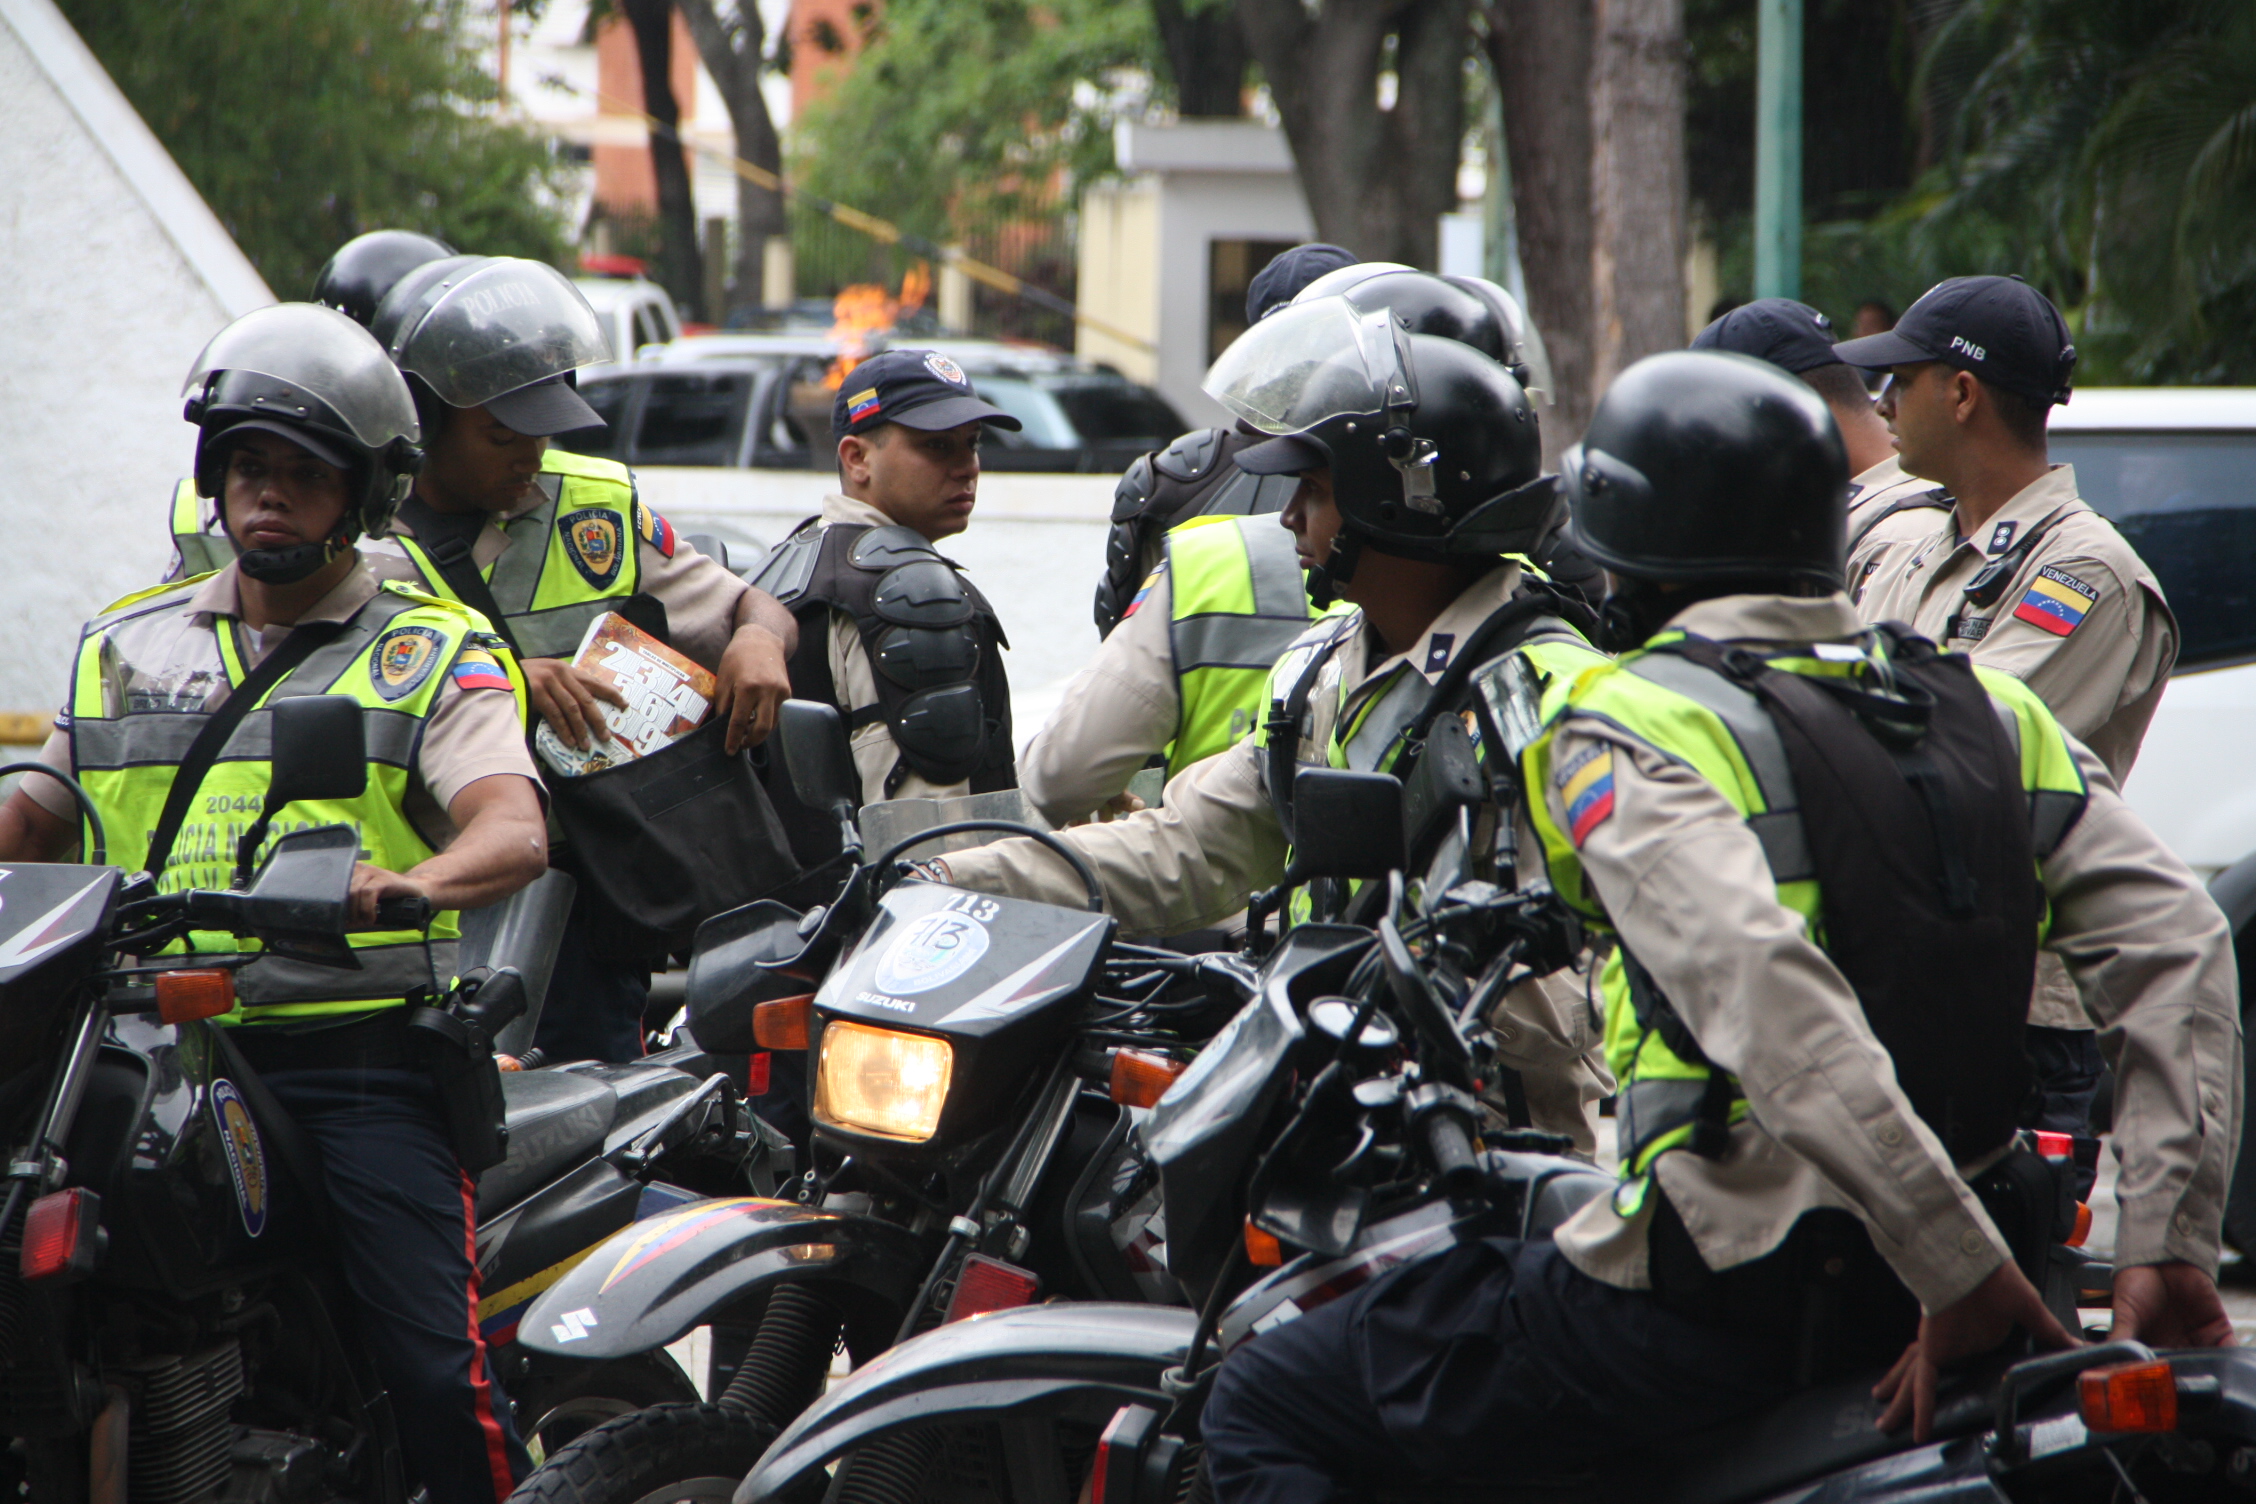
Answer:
1146;172;1316;427
0;0;272;723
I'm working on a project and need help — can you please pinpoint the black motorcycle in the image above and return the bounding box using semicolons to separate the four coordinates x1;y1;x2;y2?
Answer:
0;696;781;1502
507;702;1241;1504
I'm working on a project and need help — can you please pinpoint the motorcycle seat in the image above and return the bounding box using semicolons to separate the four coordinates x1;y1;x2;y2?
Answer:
477;1070;620;1218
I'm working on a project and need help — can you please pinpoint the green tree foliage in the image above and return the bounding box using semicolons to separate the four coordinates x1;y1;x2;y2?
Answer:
60;0;572;300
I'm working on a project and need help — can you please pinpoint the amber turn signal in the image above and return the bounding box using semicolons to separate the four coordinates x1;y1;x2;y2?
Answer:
2068;1201;2092;1247
753;994;814;1051
155;969;235;1025
1244;1219;1283;1267
1109;1048;1188;1109
2079;1359;2177;1434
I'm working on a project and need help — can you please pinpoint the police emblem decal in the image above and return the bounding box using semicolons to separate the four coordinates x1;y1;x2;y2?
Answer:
563;508;627;588
210;1079;269;1237
923;352;968;387
873;910;990;996
369;625;445;701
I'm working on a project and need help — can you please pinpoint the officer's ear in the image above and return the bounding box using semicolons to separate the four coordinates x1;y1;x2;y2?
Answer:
838;425;891;490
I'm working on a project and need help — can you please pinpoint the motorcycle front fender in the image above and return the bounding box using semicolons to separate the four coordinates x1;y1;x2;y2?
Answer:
739;1303;1197;1504
519;1196;928;1360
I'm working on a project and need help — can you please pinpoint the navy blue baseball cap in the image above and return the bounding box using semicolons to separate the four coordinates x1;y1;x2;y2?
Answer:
1831;275;2076;405
831;348;1024;439
1690;298;1841;375
1246;244;1358;325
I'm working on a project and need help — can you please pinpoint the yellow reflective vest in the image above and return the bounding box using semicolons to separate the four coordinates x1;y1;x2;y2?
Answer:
1161;515;1317;777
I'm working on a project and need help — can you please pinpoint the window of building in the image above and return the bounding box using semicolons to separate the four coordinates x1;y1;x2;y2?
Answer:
1209;239;1300;363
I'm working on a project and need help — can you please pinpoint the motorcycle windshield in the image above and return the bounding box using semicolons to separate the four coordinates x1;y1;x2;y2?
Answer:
389;258;610;411
1203;296;1416;436
181;303;420;448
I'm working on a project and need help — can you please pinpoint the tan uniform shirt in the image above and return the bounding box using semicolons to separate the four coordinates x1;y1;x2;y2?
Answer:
811;495;977;808
1546;593;2236;1314
364;472;754;671
944;563;1611;1148
1842;455;1950;588
1020;564;1179;826
26;560;538;849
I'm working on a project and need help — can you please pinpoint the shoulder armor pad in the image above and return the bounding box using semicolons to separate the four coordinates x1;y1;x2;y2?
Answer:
1152;428;1227;485
748;520;826;603
849;525;940;571
873;559;974;629
1112;453;1159;524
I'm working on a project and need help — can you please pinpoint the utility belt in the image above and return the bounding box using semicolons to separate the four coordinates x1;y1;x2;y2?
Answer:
1647;1138;2081;1383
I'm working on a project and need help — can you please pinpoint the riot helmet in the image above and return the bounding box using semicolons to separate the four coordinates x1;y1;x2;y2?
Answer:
1287;265;1549;398
371;256;610;437
312;230;458;328
1563;351;1846;638
182;303;423;581
1206;295;1552;599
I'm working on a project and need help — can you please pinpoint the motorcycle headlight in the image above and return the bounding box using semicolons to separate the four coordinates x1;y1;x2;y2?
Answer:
814;1021;954;1142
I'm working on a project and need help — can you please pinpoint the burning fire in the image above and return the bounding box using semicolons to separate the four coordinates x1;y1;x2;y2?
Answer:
822;263;935;389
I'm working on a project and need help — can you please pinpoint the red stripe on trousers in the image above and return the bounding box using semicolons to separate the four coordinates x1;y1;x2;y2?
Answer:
459;1173;518;1502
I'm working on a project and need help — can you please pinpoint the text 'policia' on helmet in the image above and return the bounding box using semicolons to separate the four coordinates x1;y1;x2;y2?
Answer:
1289;263;1552;401
182;302;422;532
1562;349;1849;592
1204;295;1550;563
312;229;457;328
371;257;611;412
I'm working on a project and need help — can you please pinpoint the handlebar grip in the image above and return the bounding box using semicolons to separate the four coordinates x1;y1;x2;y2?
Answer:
374;895;433;930
1424;1111;1482;1194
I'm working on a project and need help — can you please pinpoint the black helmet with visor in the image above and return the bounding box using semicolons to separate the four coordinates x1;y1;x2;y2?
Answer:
312;230;458;328
371;257;612;437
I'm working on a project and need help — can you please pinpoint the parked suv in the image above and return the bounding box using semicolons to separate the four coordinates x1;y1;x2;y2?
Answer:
556;337;1185;473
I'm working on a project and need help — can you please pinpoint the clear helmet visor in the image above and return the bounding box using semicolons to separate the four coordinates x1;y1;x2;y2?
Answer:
388;258;609;411
181;303;420;447
1203;296;1416;436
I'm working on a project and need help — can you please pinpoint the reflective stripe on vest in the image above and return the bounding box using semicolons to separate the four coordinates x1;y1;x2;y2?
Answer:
169;479;237;580
68;581;526;1022
398;451;642;659
1164;515;1314;775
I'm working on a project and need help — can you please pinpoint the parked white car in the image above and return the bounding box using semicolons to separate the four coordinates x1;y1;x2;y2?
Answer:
574;275;682;366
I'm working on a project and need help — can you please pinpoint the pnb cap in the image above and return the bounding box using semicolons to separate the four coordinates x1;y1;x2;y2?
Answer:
1831;274;2076;405
1245;243;1359;325
830;349;1023;439
1690;298;1841;376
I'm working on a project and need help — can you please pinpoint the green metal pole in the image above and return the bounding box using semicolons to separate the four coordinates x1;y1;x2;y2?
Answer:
1753;0;1803;300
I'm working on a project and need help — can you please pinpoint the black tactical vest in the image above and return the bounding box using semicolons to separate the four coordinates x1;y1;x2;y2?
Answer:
1093;428;1299;636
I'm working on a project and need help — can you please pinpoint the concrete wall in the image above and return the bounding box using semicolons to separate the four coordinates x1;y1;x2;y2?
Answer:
0;0;272;728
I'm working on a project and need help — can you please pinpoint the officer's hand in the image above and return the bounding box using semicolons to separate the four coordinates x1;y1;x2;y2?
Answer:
523;658;628;750
717;624;791;753
1064;791;1147;829
348;864;430;930
2113;1261;2235;1348
1874;1259;2078;1441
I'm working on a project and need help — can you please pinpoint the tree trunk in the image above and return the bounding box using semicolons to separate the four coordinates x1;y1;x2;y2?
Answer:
1236;0;1473;268
1587;0;1685;389
1152;0;1250;116
622;0;704;321
677;0;786;319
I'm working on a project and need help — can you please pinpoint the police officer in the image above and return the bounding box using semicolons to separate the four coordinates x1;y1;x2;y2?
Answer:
1688;297;1948;568
1024;269;1558;828
752;348;1023;838
1197;352;2236;1504
0;304;546;1502
929;297;1613;1147
1834;276;2177;1135
360;250;799;1061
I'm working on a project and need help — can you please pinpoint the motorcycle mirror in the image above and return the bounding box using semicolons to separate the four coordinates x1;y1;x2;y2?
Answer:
778;699;861;847
227;825;362;968
237;696;368;885
1284;769;1406;884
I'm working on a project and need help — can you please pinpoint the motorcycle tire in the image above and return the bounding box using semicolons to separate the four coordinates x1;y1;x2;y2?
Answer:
505;1402;776;1504
512;1351;703;1457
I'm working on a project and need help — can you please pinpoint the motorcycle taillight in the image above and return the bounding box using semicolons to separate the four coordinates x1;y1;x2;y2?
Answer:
21;1188;100;1283
943;1254;1039;1323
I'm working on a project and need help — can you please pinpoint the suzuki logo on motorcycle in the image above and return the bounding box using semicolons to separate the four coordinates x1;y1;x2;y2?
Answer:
873;910;991;996
210;1080;268;1238
550;1307;599;1343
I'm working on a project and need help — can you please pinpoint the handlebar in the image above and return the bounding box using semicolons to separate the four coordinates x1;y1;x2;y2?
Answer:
872;820;1107;914
371;895;433;931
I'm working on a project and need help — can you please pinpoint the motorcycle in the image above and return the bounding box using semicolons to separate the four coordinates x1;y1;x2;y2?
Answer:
0;695;782;1502
735;765;2221;1504
505;702;1247;1504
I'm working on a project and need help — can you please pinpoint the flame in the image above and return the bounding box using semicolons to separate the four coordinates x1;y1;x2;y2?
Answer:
821;263;934;389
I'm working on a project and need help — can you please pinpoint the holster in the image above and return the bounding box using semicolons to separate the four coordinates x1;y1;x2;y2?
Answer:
409;993;511;1175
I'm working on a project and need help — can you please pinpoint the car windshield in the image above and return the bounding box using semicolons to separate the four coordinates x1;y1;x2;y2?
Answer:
554;377;632;459
2051;430;2256;670
633;371;750;466
970;378;1078;448
1043;379;1184;446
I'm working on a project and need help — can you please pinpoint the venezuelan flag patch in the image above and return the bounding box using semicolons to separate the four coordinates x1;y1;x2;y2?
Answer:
2012;565;2097;637
634;500;677;559
1122;567;1162;619
452;645;513;693
1558;745;1615;847
846;387;882;424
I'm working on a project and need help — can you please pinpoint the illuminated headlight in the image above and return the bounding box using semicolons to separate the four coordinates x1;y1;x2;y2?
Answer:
814;1021;954;1142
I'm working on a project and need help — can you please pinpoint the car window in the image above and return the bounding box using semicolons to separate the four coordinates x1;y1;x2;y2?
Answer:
971;378;1077;448
633;304;665;354
2050;431;2256;669
631;372;749;467
1046;381;1185;446
552;377;634;459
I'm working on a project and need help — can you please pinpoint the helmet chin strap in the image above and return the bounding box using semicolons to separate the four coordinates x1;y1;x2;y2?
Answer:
234;527;353;585
1303;531;1364;609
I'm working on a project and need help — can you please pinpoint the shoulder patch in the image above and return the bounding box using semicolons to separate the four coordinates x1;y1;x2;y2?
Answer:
371;625;446;701
450;642;513;693
1556;744;1615;847
2013;565;2098;637
1123;566;1163;619
634;500;677;559
561;507;626;589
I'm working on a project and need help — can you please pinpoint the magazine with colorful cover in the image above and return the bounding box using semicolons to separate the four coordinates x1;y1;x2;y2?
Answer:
534;612;717;777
